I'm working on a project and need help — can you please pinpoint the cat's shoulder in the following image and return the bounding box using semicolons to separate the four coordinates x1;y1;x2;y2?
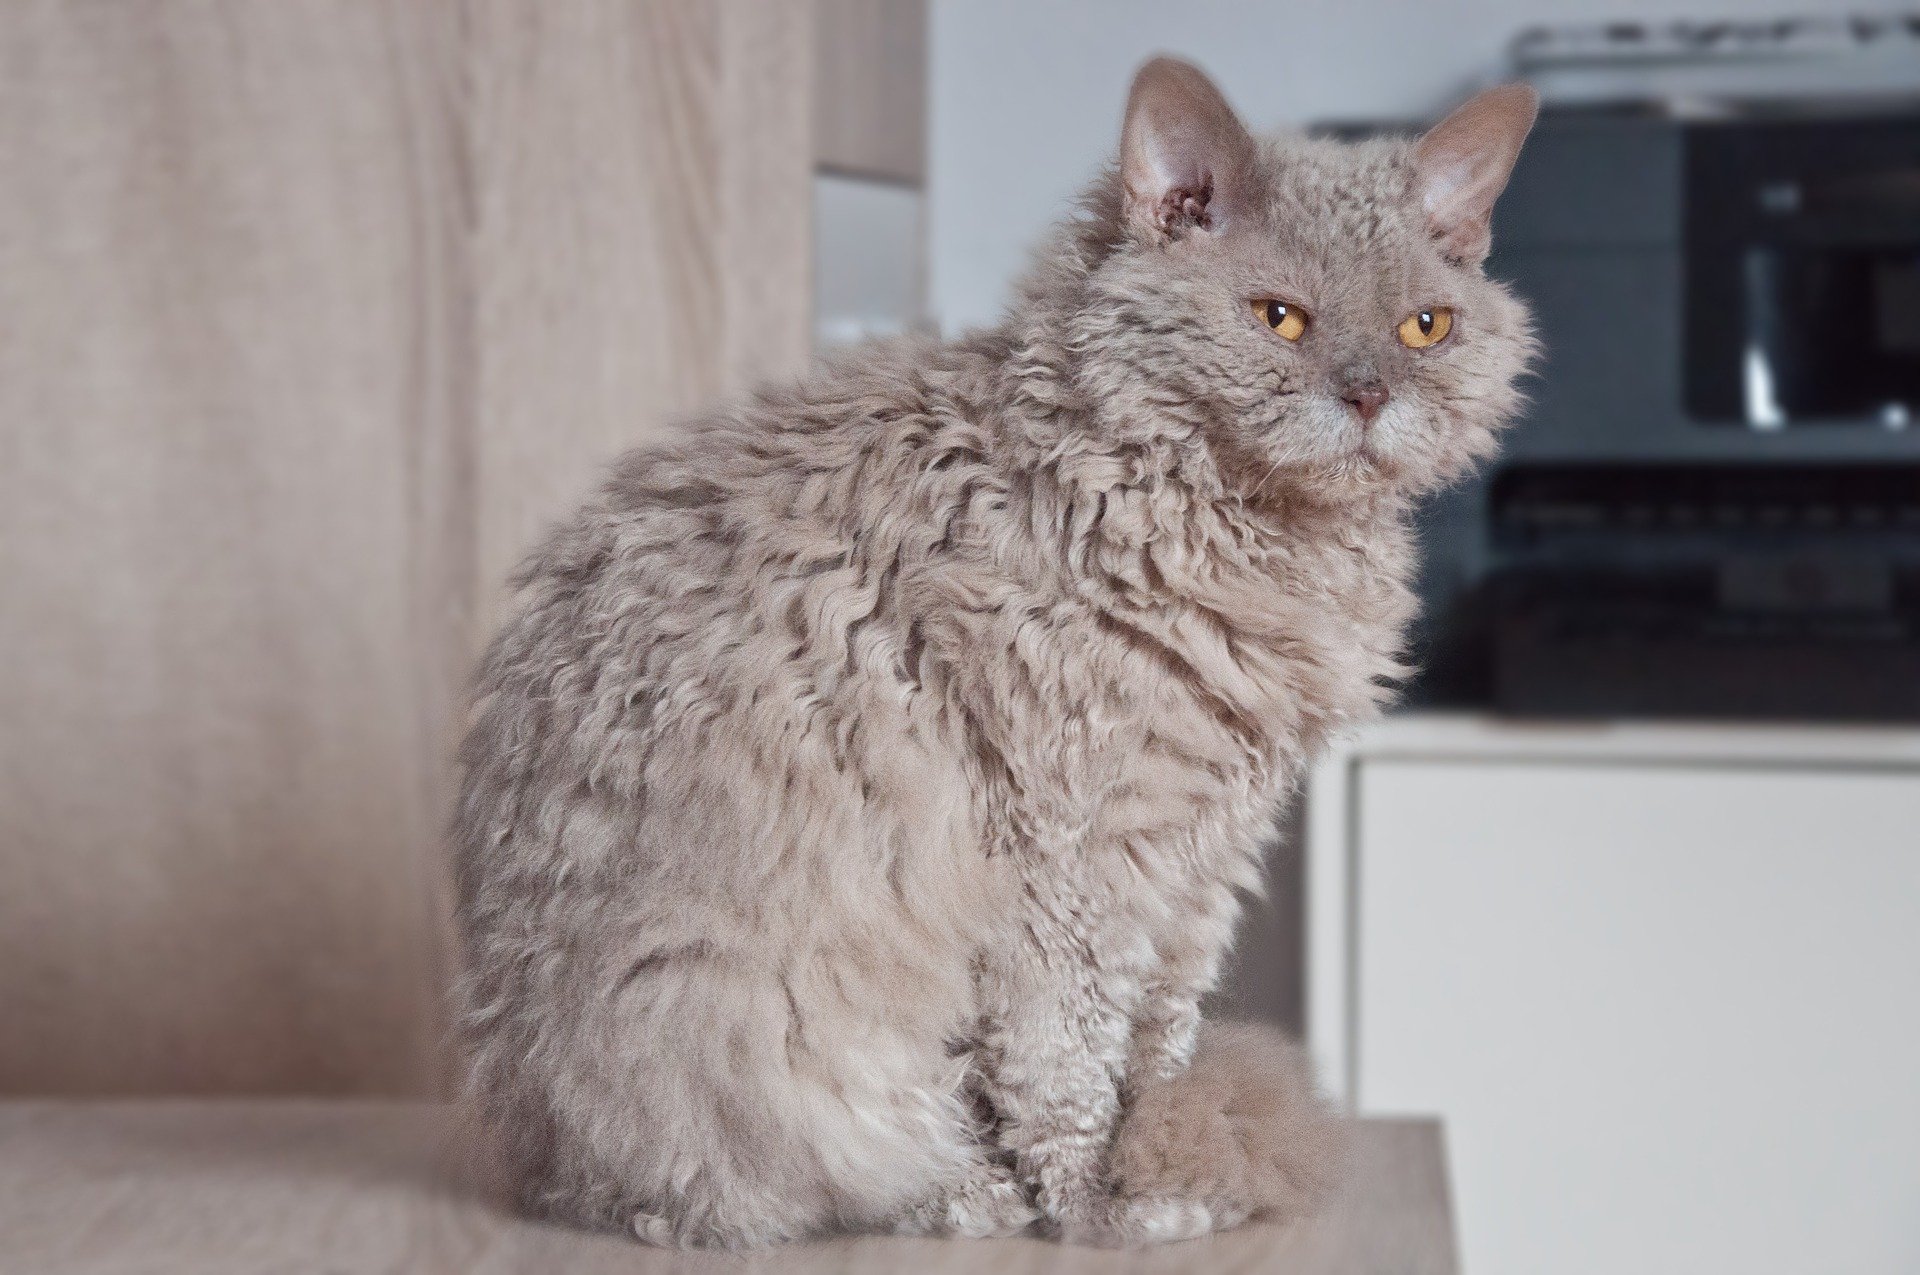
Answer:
592;331;1006;502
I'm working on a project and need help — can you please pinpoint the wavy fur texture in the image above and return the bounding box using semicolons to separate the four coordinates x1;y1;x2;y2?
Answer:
1110;1022;1350;1232
453;60;1535;1248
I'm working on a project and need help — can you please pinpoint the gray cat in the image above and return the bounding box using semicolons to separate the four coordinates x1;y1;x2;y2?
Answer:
454;56;1537;1248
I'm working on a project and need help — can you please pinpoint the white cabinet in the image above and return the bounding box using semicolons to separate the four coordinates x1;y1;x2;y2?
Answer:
1307;717;1920;1275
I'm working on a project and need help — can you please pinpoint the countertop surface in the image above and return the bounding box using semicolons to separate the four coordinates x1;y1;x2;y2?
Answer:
1339;711;1920;767
0;1101;1454;1274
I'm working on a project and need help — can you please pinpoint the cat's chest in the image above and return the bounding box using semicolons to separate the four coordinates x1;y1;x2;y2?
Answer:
1140;528;1408;731
954;502;1413;855
1041;593;1395;915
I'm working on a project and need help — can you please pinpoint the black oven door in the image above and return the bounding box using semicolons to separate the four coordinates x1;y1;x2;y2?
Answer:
1685;117;1920;429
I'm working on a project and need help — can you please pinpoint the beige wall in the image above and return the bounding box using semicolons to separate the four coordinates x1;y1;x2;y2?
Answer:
0;0;812;1095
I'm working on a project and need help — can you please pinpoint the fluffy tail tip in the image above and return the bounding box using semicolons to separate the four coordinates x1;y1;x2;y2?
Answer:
1110;1021;1351;1228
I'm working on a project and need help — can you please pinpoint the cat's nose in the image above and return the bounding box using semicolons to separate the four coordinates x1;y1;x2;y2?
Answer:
1342;381;1389;423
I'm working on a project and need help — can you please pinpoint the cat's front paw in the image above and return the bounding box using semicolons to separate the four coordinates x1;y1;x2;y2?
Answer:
948;1174;1041;1239
1054;1194;1215;1248
899;1165;1039;1239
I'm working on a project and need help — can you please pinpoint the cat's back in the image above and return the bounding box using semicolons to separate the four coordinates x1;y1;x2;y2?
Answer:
480;335;988;666
526;330;1004;612
453;336;1019;1239
457;330;1014;909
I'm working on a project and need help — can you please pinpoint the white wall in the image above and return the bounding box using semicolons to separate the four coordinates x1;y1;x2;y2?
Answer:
814;174;926;347
928;0;1872;332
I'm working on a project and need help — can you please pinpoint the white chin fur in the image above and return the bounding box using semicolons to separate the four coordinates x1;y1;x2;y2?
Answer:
1271;396;1363;469
1358;397;1421;464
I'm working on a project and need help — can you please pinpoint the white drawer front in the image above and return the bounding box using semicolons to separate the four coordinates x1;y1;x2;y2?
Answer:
1355;759;1920;1275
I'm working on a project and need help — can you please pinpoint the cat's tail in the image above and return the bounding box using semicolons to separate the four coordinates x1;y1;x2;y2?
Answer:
1109;1021;1352;1231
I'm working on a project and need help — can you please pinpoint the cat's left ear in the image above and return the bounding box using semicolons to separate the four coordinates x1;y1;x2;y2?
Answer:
1120;56;1256;242
1413;84;1539;265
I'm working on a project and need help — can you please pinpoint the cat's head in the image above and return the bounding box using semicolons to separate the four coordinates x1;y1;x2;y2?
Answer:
1045;58;1538;503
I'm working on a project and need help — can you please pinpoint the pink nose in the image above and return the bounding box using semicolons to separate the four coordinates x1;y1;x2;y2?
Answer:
1343;383;1388;423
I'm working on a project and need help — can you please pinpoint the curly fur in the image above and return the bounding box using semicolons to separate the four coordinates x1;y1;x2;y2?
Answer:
1111;1022;1351;1231
452;59;1535;1248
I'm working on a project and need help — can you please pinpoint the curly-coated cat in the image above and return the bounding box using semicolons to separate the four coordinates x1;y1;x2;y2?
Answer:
454;56;1537;1248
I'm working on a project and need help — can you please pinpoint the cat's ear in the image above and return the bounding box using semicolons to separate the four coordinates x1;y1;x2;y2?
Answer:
1120;57;1256;242
1413;84;1538;265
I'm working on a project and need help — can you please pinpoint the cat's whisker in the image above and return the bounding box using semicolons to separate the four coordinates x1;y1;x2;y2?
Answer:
1253;453;1288;499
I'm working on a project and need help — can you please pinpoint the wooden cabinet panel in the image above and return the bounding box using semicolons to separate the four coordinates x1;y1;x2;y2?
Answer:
468;0;813;613
0;0;811;1094
815;0;925;182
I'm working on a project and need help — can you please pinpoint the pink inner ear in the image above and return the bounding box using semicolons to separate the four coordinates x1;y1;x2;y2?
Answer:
1421;150;1482;225
1413;84;1537;263
1420;151;1496;263
1156;185;1213;233
1120;57;1254;239
1137;137;1217;233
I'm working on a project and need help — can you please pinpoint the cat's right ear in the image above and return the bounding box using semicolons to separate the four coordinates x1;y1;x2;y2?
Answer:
1413;84;1539;265
1120;57;1256;243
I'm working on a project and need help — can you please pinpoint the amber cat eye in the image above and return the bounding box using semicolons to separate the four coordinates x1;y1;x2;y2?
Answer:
1397;306;1454;349
1253;299;1308;342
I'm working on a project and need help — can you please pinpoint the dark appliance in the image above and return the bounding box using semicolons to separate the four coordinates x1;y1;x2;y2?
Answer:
1481;462;1920;721
1685;118;1920;428
1407;104;1920;722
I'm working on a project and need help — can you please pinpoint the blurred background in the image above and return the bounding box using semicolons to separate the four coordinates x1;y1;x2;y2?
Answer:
3;3;1917;1273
